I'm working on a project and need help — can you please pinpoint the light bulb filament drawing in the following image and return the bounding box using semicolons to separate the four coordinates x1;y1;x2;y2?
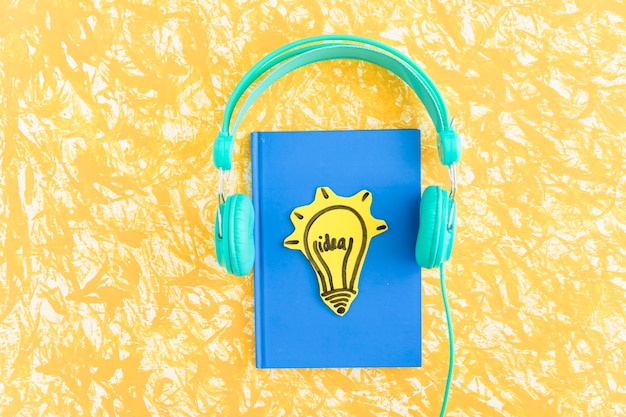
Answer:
284;187;387;316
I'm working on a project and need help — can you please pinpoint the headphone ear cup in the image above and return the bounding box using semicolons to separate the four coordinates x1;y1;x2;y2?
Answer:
215;204;227;268
220;194;255;276
415;186;455;268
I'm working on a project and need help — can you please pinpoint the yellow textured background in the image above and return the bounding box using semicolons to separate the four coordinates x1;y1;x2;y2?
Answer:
1;1;625;416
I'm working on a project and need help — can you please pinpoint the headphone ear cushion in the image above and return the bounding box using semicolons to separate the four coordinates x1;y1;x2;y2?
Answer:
415;186;455;268
224;194;255;276
215;203;228;268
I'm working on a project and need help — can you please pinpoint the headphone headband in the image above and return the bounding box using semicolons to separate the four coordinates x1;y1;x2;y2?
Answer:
213;35;462;170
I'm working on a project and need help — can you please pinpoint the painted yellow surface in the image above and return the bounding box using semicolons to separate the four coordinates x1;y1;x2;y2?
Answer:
1;1;625;416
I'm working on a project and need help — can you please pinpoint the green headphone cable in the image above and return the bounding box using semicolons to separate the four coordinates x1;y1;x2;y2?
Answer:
439;264;454;417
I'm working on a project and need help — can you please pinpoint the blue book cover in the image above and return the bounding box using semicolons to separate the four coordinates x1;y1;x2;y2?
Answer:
251;129;422;369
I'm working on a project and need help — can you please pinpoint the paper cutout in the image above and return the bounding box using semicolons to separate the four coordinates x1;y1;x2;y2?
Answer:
284;187;388;316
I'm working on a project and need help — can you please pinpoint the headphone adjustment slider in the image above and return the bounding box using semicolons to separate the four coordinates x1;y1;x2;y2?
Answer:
437;129;462;166
213;131;234;170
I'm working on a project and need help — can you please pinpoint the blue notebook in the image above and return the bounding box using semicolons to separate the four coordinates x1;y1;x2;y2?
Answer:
251;129;422;368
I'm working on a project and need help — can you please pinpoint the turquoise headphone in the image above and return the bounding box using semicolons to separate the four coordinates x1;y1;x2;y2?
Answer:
213;35;461;277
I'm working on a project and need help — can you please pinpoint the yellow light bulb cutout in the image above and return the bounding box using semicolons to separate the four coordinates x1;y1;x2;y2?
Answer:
284;187;388;316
